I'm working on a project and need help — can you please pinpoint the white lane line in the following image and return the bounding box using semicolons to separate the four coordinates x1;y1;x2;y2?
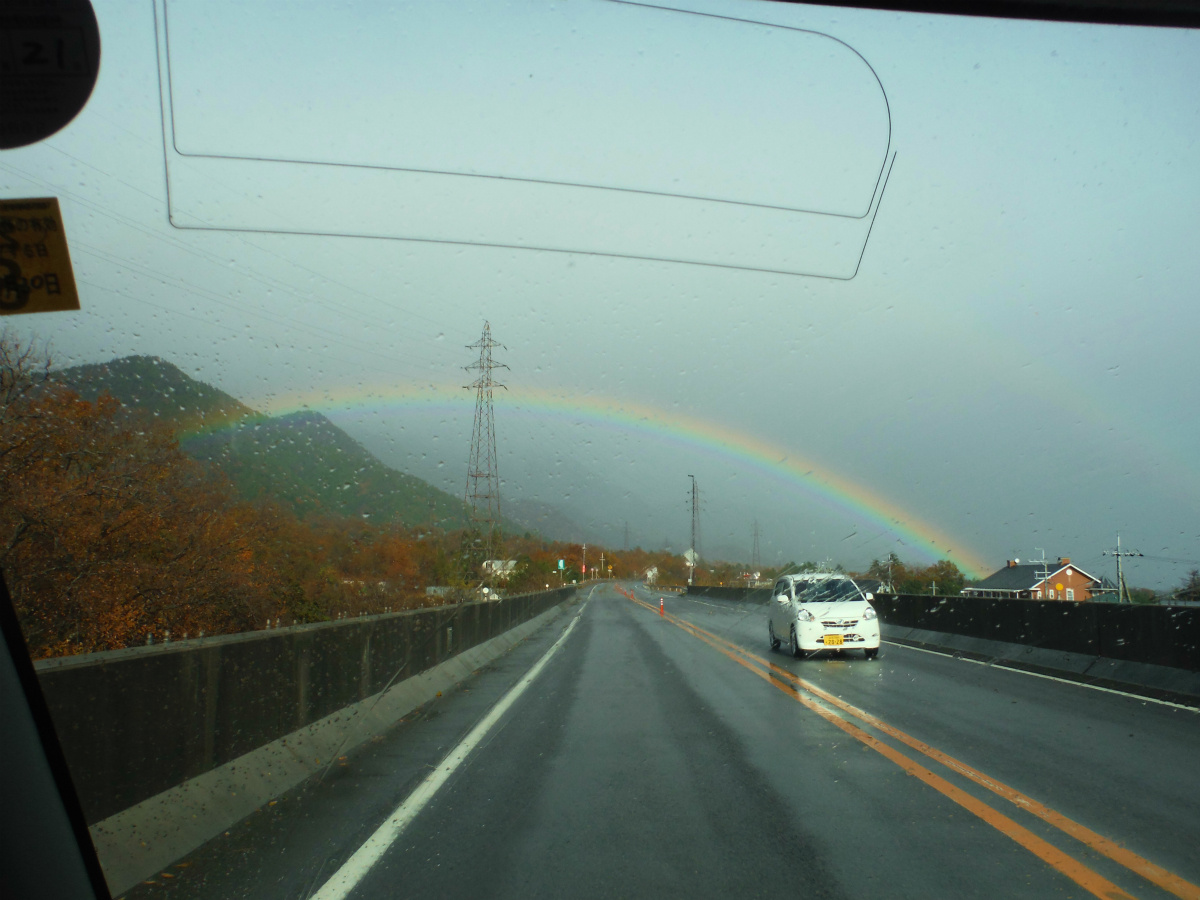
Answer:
884;640;1199;712
634;586;746;614
310;599;590;900
673;596;738;612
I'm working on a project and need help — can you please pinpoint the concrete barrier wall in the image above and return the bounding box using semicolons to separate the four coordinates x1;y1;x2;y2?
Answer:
685;586;1200;672
35;587;577;826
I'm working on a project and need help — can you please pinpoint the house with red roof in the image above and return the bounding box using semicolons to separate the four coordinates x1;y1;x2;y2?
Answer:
962;557;1101;601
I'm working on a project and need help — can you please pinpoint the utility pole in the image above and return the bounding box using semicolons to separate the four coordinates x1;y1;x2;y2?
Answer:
687;475;699;586
463;322;508;577
600;551;605;580
751;520;761;572
582;543;587;582
624;521;630;551
1104;534;1143;603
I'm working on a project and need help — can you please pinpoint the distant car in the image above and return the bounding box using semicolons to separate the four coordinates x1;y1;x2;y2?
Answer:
768;574;880;660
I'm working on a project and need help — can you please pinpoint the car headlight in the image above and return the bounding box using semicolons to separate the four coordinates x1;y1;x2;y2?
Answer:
796;608;815;622
863;606;877;620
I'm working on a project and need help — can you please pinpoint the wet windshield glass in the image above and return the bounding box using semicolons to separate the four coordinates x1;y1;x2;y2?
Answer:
3;2;1199;899
799;579;863;604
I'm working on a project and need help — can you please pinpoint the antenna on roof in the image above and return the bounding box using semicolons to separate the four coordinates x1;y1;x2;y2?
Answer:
1033;548;1051;599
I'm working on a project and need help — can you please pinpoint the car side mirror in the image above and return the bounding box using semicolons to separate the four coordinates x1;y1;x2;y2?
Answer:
864;592;874;601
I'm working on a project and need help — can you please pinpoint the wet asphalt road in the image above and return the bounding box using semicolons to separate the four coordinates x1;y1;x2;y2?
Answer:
132;583;1200;900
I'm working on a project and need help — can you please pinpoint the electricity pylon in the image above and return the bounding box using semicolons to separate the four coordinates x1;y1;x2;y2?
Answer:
463;322;507;578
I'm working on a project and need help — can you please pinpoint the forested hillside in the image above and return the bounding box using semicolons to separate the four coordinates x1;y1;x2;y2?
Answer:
1;335;645;659
57;355;470;528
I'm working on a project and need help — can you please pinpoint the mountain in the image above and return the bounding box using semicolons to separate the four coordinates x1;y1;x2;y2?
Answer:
55;356;469;529
190;411;470;527
56;355;254;432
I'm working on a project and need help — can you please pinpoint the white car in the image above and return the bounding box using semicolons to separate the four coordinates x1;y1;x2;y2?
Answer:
768;574;881;660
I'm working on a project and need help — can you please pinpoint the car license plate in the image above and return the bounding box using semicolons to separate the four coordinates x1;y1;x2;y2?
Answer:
823;634;844;646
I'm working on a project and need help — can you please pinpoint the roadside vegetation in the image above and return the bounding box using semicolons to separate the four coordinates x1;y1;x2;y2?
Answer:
0;332;699;658
6;328;1178;659
0;330;983;659
684;553;968;597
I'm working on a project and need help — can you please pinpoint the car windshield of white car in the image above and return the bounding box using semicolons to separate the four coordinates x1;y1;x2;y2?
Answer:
801;581;862;603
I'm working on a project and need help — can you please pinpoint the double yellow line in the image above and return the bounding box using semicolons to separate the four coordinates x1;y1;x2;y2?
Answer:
623;589;1198;900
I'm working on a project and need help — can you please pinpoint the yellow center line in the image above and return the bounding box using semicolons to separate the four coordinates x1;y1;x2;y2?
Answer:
674;608;1200;900
622;589;1143;900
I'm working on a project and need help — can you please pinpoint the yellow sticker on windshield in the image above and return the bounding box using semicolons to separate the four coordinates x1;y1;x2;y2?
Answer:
0;198;80;316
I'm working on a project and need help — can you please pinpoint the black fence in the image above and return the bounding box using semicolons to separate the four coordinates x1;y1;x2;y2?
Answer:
686;586;1200;672
873;594;1200;671
35;587;577;825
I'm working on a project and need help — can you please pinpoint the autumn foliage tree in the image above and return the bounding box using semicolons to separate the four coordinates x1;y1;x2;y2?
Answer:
2;331;714;659
1;332;290;655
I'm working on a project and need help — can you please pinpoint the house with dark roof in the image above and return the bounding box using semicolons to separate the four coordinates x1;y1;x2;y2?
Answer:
1088;576;1120;602
962;558;1101;601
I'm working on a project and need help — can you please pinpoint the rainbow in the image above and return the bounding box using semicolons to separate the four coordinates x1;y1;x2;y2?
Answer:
186;383;991;578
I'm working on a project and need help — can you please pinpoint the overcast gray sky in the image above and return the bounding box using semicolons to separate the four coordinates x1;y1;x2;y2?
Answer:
3;0;1198;588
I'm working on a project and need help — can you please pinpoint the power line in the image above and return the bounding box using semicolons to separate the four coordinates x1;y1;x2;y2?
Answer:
68;96;476;332
68;242;431;375
1140;554;1200;566
0;160;374;331
76;279;421;385
1;155;457;342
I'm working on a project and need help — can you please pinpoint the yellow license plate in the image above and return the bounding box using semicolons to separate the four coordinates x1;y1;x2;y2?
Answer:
823;634;844;646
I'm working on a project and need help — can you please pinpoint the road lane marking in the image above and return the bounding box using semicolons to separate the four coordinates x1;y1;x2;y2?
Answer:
884;640;1200;712
763;660;1200;900
641;604;1137;900
310;599;590;900
669;595;742;612
624;588;1197;900
675;610;1200;900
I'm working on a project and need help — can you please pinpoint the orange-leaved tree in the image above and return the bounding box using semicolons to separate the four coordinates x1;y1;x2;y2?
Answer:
1;330;284;656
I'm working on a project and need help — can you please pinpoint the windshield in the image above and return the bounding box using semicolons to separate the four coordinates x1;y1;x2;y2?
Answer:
3;2;1199;899
798;578;864;604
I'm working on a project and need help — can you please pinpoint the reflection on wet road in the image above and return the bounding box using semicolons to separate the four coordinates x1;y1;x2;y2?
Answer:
132;583;1200;900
